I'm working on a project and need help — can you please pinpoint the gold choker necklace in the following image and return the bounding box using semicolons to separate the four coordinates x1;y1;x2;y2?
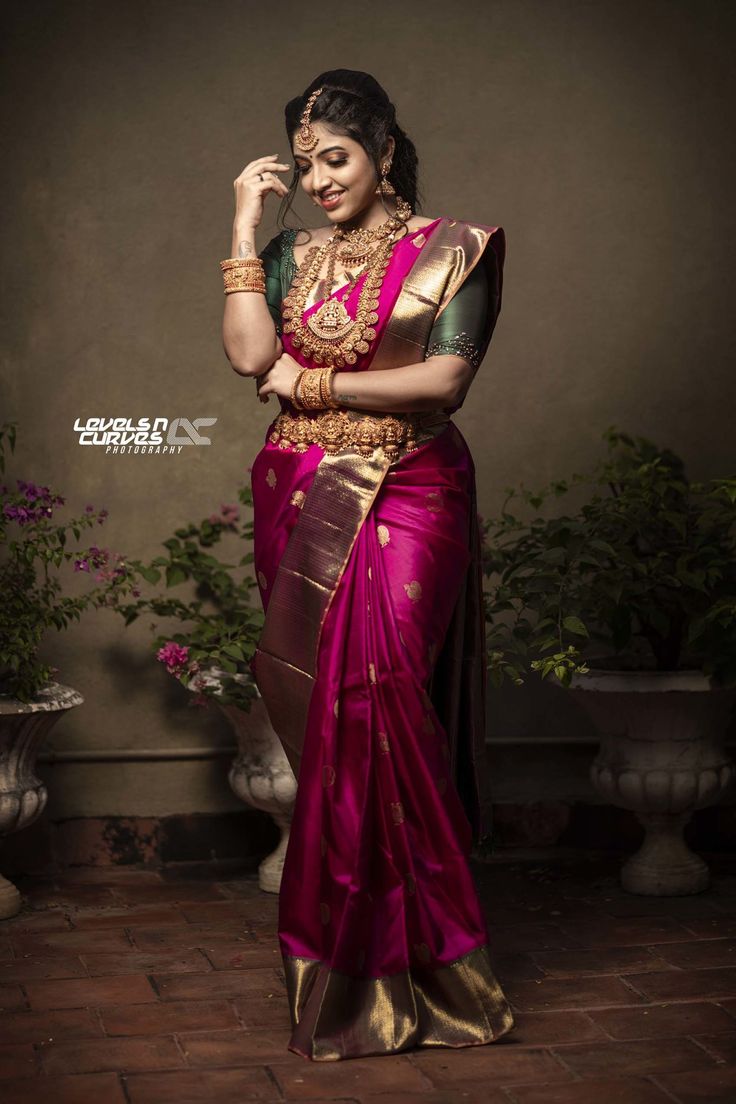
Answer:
282;196;412;368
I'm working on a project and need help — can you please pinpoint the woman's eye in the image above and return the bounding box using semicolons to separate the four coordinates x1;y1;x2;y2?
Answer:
295;160;347;175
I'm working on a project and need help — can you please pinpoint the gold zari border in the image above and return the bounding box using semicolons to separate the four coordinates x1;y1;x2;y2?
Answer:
283;942;516;1060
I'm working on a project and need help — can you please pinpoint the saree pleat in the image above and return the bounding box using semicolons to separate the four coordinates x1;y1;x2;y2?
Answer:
250;216;514;1060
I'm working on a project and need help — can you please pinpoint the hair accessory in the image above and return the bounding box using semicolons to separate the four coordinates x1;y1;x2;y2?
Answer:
295;87;324;152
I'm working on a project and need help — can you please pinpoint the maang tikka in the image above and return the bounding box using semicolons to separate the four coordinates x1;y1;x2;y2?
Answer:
295;87;324;152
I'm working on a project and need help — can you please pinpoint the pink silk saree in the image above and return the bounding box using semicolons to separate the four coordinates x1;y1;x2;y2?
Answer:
250;216;515;1060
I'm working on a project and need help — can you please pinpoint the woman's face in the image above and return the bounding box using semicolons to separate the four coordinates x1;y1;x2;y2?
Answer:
292;122;394;223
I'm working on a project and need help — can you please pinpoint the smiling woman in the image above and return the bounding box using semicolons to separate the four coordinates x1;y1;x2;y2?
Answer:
220;68;510;1062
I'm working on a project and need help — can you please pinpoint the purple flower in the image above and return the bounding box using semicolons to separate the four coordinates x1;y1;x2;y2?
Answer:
74;558;90;572
157;641;189;675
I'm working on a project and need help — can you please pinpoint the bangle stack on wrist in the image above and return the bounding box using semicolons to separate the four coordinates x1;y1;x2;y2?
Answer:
220;256;266;295
291;366;340;411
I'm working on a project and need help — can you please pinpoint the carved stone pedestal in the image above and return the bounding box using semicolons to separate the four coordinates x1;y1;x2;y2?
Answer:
569;669;736;895
190;670;297;894
0;682;84;919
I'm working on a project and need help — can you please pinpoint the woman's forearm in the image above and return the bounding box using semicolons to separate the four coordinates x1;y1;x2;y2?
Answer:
330;356;471;413
222;224;282;377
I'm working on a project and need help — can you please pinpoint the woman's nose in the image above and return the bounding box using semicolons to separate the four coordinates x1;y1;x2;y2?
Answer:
311;171;332;195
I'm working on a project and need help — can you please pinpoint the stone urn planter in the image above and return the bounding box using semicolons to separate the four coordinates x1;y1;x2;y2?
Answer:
568;668;736;895
189;668;297;893
0;681;84;918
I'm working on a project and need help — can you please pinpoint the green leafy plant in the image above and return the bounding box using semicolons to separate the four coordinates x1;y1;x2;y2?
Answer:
482;427;736;689
0;421;129;702
108;485;264;712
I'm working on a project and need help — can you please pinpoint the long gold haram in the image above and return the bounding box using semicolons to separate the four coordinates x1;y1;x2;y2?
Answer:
282;236;392;368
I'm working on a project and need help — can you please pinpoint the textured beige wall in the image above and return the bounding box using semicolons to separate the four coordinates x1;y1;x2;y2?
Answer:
2;0;734;816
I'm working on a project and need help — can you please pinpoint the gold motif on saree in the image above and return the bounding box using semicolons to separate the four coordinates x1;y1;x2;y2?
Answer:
265;467;277;488
412;233;426;248
257;570;267;589
404;580;423;602
425;491;444;512
290;490;306;508
322;764;336;787
377;732;390;753
391;801;405;825
377;524;390;547
368;662;377;684
367;566;372;580
333;699;339;717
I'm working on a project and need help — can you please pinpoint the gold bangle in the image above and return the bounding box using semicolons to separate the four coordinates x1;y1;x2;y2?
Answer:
220;257;264;270
304;370;324;409
222;271;266;294
290;368;306;409
220;257;265;293
319;367;338;408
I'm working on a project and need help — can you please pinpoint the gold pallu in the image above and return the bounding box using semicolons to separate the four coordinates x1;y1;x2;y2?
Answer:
252;217;503;846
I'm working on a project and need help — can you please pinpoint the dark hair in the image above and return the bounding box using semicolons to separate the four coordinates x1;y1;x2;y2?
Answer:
277;69;423;242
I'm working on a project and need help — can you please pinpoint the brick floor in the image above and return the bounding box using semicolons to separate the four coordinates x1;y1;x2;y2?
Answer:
0;848;735;1102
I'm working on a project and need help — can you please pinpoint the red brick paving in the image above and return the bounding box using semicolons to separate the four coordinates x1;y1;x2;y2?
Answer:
0;849;734;1101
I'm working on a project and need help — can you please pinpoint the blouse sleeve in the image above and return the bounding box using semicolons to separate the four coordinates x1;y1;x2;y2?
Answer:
424;228;505;413
257;231;285;336
423;259;490;372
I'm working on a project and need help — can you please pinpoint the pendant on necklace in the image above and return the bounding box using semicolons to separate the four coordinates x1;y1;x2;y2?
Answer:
307;297;355;341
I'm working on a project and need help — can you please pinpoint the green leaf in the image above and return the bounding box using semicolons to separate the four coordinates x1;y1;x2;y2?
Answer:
166;566;188;587
562;615;589;637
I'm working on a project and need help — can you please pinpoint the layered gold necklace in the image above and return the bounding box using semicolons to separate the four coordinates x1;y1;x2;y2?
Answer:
282;196;412;367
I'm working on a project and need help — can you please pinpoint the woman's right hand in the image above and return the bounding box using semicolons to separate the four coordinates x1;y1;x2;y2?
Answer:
233;154;291;231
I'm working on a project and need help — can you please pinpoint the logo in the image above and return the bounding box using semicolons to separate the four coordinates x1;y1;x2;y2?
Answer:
73;418;218;454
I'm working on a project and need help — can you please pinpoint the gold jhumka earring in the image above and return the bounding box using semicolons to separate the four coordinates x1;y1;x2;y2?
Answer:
375;160;396;196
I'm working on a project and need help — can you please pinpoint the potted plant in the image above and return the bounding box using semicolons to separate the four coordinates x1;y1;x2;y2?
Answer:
0;422;129;917
108;484;296;893
481;427;736;894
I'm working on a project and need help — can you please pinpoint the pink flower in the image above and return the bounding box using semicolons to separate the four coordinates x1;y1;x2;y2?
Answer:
157;641;189;675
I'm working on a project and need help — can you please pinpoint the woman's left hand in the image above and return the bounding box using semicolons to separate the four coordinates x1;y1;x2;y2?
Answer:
255;351;301;404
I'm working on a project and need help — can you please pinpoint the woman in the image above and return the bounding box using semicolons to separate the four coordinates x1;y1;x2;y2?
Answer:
221;69;514;1061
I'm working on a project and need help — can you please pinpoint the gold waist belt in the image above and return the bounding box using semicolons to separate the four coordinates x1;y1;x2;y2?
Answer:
268;408;450;460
